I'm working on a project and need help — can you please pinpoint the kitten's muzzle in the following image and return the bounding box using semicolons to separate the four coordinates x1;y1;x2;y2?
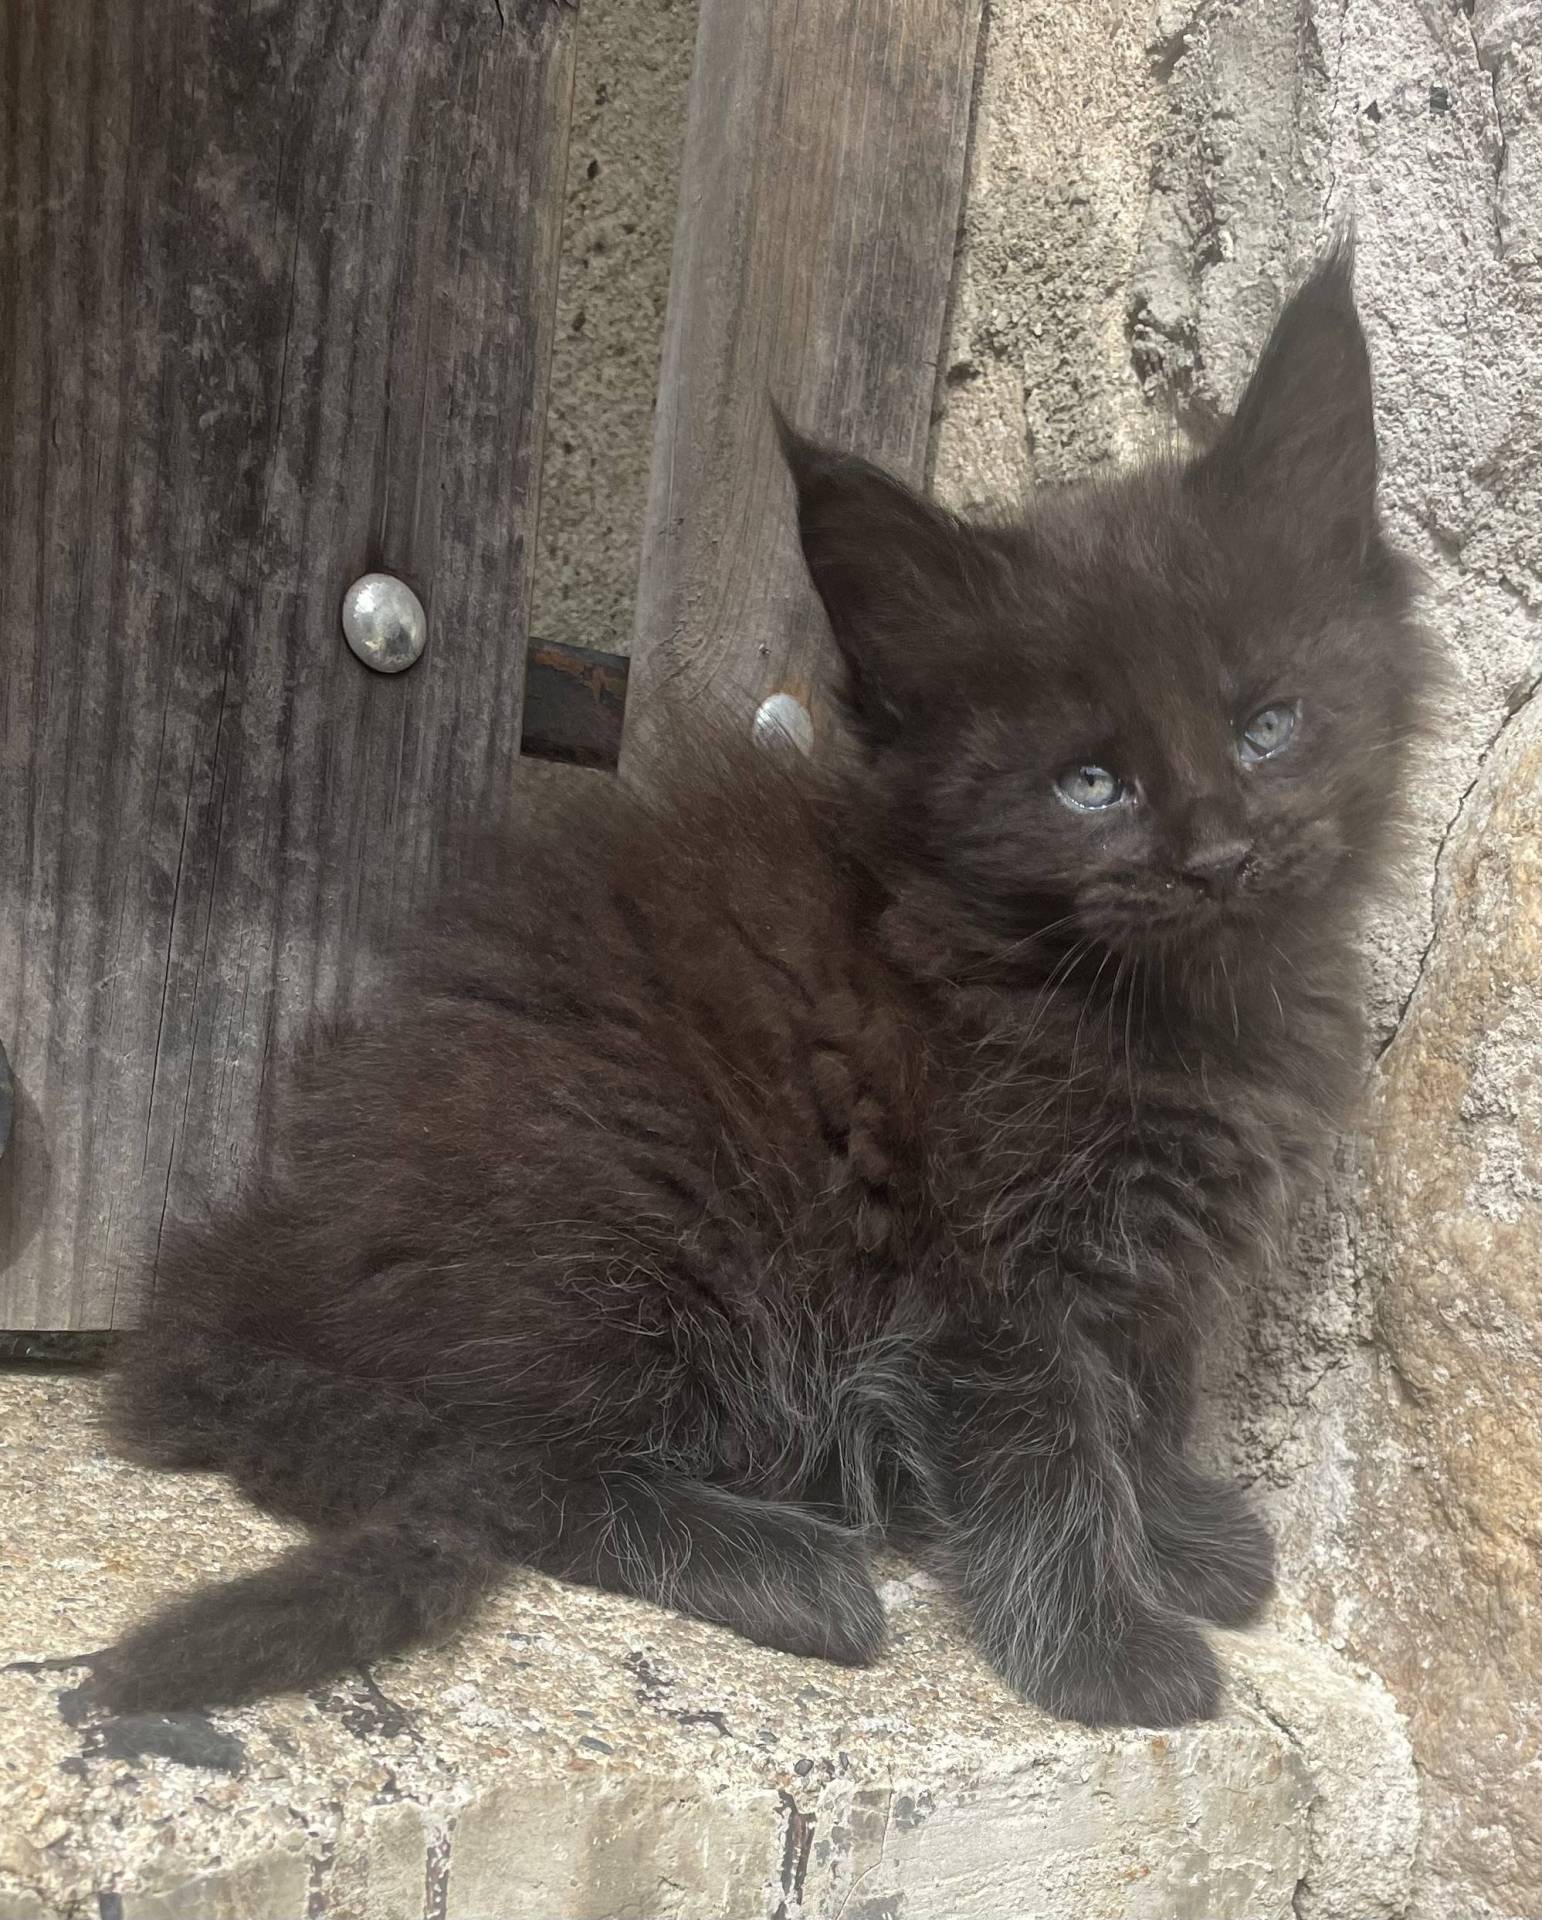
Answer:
1178;836;1254;896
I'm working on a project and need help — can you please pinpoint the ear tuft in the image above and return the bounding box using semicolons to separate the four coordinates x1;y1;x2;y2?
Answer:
1189;240;1379;559
775;413;994;745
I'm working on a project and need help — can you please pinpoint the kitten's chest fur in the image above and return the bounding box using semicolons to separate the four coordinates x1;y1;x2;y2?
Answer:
612;813;1354;1334
789;946;1340;1313
649;900;1347;1514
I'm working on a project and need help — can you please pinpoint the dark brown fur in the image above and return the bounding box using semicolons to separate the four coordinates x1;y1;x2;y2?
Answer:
91;248;1433;1727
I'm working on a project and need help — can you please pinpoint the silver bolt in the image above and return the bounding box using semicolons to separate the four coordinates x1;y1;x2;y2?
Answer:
752;692;813;756
341;572;427;674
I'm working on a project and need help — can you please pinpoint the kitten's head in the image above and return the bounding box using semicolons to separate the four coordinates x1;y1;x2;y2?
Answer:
784;247;1432;965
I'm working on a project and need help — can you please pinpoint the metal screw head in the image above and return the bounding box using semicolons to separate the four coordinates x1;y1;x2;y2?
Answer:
752;692;813;756
341;572;427;674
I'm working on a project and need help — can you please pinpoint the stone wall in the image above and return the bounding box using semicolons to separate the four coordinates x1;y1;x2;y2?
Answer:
530;4;1541;1916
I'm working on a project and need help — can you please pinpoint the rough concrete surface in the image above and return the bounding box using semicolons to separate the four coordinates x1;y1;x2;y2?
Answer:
0;1375;1416;1920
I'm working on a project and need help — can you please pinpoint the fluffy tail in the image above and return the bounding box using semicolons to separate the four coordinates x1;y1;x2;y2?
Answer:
83;1478;506;1715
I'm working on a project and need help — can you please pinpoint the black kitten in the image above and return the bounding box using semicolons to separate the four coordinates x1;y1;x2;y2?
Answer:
91;247;1430;1727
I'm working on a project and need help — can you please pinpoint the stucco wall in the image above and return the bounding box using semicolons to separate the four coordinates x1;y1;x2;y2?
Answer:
528;5;1541;1916
529;0;696;659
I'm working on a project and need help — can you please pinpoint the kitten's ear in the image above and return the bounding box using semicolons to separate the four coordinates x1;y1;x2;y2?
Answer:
777;416;994;745
1190;242;1378;557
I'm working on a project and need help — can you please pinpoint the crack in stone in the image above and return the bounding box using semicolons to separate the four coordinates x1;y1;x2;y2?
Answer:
305;1838;339;1920
1312;0;1352;229
1458;0;1513;248
1249;1697;1324;1920
1148;0;1222;81
1375;672;1542;1062
423;1828;452;1920
773;1790;816;1920
834;1785;895;1919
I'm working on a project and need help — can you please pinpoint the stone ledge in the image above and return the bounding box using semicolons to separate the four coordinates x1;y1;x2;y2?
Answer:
0;1376;1415;1920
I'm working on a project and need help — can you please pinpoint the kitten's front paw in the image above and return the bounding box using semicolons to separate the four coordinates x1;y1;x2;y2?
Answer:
719;1525;886;1669
768;1537;887;1668
1147;1472;1277;1628
1028;1612;1222;1729
802;1576;886;1668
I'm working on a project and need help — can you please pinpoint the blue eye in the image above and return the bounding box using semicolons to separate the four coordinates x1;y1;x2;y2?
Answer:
1055;764;1125;811
1240;702;1299;763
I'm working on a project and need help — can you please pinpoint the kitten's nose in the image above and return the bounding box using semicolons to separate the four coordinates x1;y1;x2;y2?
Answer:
1180;837;1253;892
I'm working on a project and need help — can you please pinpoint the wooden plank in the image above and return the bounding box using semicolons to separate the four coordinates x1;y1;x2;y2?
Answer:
0;0;577;1327
620;0;984;772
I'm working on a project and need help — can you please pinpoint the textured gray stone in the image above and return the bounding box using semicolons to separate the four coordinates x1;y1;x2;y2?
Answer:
1;1377;1414;1920
331;1803;430;1920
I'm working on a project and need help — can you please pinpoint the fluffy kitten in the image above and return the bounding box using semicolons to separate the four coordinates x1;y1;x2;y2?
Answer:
89;247;1430;1728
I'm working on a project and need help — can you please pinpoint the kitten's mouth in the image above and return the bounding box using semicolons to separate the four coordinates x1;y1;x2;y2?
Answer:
1078;882;1259;957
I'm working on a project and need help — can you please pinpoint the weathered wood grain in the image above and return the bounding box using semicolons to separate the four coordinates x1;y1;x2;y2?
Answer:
620;0;984;773
0;0;577;1326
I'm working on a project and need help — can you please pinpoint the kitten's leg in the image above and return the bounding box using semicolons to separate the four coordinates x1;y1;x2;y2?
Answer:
116;1341;885;1655
525;1470;885;1666
1124;1327;1276;1628
934;1328;1221;1728
1136;1451;1276;1627
83;1457;881;1714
